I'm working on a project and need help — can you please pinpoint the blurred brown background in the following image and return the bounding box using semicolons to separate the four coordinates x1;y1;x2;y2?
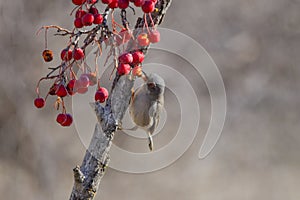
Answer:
1;0;300;199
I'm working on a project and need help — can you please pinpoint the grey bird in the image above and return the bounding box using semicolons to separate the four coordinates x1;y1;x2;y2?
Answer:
129;73;165;151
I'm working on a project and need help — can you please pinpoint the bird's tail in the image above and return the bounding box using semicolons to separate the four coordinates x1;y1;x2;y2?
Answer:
147;132;153;151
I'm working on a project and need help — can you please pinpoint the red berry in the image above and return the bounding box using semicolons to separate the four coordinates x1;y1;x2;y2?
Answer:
134;0;144;7
74;78;89;94
56;85;68;97
132;51;144;64
61;49;72;61
119;29;131;41
72;0;86;5
132;65;142;76
73;48;84;60
118;0;129;9
119;52;133;64
117;63;131;75
78;74;90;88
84;73;97;86
61;114;73;127
109;0;118;8
149;29;160;43
137;33;150;46
74;18;83;28
116;29;131;46
142;1;155;13
67;79;76;95
93;14;103;24
56;113;67;124
89;7;99;15
34;98;45;108
49;83;59;95
42;49;53;62
77;87;88;94
95;87;109;103
102;0;112;4
82;13;94;26
68;79;76;88
115;35;122;46
87;0;97;3
75;9;87;18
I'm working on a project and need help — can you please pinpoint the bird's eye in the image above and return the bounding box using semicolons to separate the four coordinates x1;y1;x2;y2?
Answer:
147;82;156;89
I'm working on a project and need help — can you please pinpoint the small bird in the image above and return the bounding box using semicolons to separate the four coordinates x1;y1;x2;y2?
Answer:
129;73;165;151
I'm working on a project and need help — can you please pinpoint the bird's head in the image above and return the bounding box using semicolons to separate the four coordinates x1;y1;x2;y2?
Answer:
143;72;165;96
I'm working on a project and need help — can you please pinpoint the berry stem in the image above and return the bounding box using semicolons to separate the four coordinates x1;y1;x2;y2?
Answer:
45;28;48;49
144;13;150;34
70;5;81;16
94;52;99;75
61;99;67;114
111;10;117;33
148;13;155;28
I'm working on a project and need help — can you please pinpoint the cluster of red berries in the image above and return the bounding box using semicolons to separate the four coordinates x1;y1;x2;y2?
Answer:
74;6;103;28
72;0;158;13
71;0;158;28
35;0;161;128
99;0;158;13
117;50;144;76
137;29;160;47
72;0;97;5
36;42;108;127
61;47;85;61
34;72;109;126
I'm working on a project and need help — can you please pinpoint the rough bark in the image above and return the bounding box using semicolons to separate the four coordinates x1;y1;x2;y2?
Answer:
69;1;172;199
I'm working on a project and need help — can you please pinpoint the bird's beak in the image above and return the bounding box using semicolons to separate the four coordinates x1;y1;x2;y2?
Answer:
142;70;148;82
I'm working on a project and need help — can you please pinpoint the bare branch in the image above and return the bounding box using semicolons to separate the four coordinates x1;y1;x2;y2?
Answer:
69;1;172;199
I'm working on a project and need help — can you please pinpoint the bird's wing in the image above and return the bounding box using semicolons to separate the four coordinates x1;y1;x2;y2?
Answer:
129;88;135;105
148;101;163;135
129;86;151;127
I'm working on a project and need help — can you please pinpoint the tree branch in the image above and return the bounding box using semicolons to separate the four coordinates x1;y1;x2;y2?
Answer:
69;1;172;199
